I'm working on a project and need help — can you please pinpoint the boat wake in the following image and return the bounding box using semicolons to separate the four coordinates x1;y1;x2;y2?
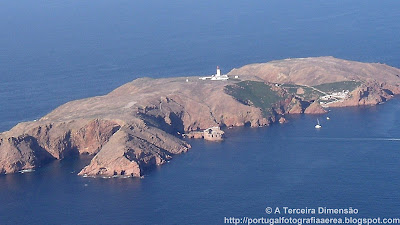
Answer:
290;137;400;142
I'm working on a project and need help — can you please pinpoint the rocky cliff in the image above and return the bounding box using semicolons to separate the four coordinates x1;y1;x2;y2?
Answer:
1;57;400;177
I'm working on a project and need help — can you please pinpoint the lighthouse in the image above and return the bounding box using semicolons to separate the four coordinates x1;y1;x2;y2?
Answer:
211;66;228;80
199;66;229;81
216;66;221;77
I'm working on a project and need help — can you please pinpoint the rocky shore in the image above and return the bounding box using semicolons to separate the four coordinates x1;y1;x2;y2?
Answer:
1;57;400;177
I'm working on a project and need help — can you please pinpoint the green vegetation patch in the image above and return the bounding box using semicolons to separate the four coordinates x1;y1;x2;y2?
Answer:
313;81;361;93
224;81;283;116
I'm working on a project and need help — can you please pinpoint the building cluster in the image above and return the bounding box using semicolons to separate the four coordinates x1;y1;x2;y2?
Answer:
320;90;350;101
319;90;351;107
183;126;224;141
200;66;229;81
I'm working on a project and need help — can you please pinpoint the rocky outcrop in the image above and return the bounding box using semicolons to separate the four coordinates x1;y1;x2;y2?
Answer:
78;124;190;177
327;82;397;107
304;101;327;114
287;97;307;114
0;118;190;176
1;57;399;177
0;134;54;174
278;117;287;124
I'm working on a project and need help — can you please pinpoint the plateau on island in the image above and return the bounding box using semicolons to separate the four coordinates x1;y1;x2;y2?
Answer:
1;56;400;178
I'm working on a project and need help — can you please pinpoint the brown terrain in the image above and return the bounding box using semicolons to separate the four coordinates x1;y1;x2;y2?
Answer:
229;56;400;107
1;57;400;177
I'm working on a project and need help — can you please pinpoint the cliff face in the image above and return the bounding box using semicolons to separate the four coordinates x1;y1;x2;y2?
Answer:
78;123;190;177
327;82;400;107
1;57;400;177
0;134;54;174
0;117;190;177
0;77;268;176
304;101;327;114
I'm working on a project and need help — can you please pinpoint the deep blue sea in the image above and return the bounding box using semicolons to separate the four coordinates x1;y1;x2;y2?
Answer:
1;1;400;224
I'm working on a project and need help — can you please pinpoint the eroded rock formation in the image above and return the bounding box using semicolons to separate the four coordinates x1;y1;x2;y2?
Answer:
1;57;399;177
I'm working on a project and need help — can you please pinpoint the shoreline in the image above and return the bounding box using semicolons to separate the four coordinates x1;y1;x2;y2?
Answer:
1;57;400;177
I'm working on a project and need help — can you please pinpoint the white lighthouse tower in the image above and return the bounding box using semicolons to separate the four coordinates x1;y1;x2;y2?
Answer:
212;66;228;80
199;66;229;81
216;66;221;77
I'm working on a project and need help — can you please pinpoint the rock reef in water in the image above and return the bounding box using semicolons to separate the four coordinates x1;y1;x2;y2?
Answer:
1;57;400;177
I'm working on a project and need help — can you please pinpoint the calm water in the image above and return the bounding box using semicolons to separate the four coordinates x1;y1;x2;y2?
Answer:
1;1;400;224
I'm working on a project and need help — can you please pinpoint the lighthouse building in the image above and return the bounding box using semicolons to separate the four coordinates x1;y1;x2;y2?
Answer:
200;66;229;81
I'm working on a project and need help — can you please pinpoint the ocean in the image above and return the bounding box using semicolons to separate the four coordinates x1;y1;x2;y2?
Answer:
1;1;400;224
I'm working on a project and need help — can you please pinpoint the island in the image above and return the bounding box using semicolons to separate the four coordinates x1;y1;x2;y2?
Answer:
1;57;400;177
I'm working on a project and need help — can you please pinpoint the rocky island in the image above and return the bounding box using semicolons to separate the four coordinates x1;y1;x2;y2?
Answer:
1;57;400;178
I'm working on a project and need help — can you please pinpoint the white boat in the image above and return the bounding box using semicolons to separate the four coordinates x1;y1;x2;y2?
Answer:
326;117;330;120
19;169;35;173
315;119;322;129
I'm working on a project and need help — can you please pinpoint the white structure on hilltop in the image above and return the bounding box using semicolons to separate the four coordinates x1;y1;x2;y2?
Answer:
200;66;229;81
216;66;221;76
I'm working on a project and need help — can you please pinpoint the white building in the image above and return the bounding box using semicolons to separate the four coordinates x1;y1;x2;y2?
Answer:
320;90;350;101
203;126;224;141
200;66;229;81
